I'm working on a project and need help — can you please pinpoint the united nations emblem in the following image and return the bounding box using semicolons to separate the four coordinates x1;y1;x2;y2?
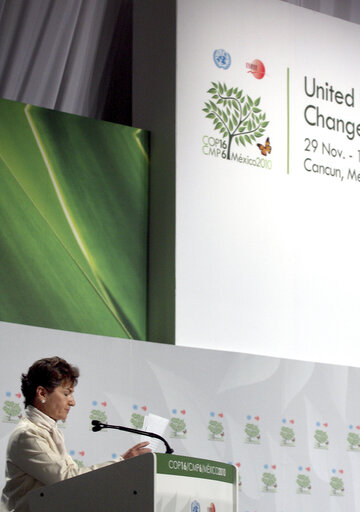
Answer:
213;49;231;70
191;500;201;512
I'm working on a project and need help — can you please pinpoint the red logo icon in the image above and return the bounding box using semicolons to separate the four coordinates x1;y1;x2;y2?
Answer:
246;59;266;79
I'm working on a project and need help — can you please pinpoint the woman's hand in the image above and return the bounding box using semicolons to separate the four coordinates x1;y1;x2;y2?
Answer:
121;441;151;460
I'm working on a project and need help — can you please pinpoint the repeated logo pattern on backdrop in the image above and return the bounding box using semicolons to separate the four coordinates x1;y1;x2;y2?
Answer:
2;391;22;423
262;465;277;493
130;403;147;429
0;396;351;505
314;421;329;449
208;412;224;441
169;408;187;438
1;323;360;511
280;418;295;447
244;415;260;445
0;379;353;504
89;400;108;427
296;466;311;494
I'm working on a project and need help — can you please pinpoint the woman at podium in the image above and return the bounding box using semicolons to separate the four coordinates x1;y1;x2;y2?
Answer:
0;357;150;512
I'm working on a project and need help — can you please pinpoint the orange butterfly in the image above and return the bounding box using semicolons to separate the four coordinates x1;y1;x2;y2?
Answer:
257;137;271;156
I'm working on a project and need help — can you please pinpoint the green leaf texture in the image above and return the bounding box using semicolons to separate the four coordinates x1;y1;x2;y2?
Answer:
0;99;149;340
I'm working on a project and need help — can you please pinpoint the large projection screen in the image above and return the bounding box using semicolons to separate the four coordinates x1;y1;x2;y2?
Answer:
173;0;360;366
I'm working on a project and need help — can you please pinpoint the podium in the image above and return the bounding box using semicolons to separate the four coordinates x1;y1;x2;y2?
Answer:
27;453;238;511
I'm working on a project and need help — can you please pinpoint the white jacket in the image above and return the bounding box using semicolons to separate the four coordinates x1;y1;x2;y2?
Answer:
0;407;122;512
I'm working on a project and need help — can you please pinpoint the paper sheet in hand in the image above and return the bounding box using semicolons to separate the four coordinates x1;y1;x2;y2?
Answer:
141;413;169;452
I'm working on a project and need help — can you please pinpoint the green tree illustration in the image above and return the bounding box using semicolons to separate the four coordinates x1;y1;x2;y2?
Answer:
3;401;21;421
314;429;328;447
245;423;260;442
130;413;144;429
347;432;360;450
90;409;107;423
203;82;269;160
208;420;223;438
280;426;295;445
169;418;186;436
297;474;311;492
262;472;276;491
330;477;344;495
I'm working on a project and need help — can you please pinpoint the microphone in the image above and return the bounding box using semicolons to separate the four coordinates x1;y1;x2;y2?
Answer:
91;421;102;432
91;420;174;454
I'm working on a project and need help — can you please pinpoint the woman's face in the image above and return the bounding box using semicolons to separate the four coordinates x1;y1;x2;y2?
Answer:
41;381;76;422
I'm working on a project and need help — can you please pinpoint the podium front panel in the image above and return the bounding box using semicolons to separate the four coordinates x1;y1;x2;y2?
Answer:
28;453;237;511
27;454;156;512
156;454;237;511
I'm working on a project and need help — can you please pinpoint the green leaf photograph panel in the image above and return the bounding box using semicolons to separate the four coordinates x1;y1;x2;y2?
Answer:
0;99;149;340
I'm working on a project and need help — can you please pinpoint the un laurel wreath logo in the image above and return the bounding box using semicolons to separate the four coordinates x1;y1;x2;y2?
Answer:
213;49;231;70
191;499;201;512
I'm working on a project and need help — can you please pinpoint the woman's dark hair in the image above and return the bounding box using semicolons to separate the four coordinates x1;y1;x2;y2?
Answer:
21;356;80;408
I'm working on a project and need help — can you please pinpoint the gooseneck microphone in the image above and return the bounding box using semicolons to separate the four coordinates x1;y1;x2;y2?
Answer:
91;420;174;454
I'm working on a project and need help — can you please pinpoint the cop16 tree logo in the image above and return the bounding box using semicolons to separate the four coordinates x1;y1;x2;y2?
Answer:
2;391;22;423
203;82;270;167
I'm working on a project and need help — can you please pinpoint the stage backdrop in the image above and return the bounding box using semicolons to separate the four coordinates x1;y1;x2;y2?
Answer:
134;0;360;365
0;98;149;340
1;321;360;511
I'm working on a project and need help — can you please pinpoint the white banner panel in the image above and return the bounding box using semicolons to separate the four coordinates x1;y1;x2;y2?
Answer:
175;0;360;365
2;322;360;510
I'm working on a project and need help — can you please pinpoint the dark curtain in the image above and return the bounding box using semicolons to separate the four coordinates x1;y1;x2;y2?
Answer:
0;0;132;124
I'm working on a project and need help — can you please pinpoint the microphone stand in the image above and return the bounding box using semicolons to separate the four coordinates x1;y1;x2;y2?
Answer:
91;420;174;454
